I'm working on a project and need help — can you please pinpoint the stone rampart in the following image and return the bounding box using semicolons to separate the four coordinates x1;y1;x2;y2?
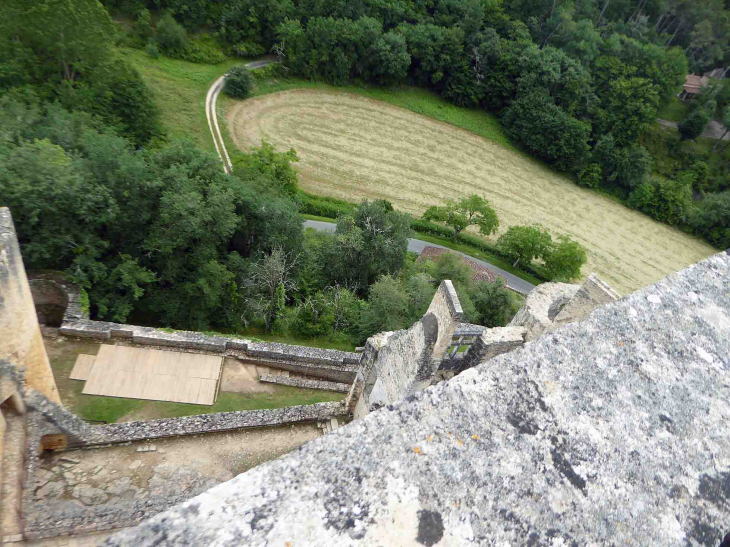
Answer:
259;374;350;393
0;208;59;402
105;250;730;546
553;272;621;324
351;281;463;417
59;319;360;381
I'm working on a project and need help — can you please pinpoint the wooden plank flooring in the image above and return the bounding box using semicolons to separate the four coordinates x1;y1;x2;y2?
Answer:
81;345;222;405
70;354;96;381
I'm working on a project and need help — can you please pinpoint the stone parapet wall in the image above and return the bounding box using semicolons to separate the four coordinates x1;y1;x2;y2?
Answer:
22;393;346;540
259;375;350;393
105;251;730;546
238;355;358;383
553;273;621;325
0;208;60;403
460;326;527;371
59;319;361;380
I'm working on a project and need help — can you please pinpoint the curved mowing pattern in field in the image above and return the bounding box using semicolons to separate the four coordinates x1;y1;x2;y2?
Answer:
226;89;716;294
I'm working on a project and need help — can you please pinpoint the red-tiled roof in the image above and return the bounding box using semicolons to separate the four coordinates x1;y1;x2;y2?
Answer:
683;74;704;94
418;246;507;285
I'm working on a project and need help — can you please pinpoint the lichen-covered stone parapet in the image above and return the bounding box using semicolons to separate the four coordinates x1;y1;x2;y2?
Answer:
259;374;350;393
553;272;620;325
105;252;730;546
460;326;527;371
0;208;60;402
508;281;580;340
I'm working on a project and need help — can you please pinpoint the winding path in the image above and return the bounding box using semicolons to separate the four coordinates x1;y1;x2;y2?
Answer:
206;70;536;295
205;60;274;175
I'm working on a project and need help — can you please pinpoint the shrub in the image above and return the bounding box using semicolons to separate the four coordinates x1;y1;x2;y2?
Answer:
145;41;160;59
577;163;602;188
155;13;187;52
171;35;226;64
230;41;266;58
224;66;253;98
298;192;355;219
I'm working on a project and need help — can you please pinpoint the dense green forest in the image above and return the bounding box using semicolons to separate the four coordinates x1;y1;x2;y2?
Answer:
99;0;730;247
0;0;728;345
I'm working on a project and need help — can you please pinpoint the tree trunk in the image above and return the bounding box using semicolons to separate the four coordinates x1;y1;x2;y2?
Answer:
597;0;611;26
512;257;521;268
541;22;562;48
665;19;682;47
712;129;729;150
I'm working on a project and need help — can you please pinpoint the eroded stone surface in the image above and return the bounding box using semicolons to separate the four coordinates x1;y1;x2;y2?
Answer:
105;252;730;546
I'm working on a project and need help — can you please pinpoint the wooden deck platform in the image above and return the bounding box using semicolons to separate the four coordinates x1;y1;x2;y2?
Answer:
80;345;222;405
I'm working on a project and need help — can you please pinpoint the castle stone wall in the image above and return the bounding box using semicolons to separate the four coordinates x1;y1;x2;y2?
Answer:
106;251;730;546
0;208;59;403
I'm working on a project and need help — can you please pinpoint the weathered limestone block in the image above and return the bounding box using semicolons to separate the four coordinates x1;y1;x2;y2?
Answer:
461;326;527;370
0;208;59;402
259;374;350;393
553;273;621;324
508;281;580;340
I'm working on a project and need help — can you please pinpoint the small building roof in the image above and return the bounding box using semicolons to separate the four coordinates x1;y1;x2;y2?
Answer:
417;246;507;285
683;74;704;94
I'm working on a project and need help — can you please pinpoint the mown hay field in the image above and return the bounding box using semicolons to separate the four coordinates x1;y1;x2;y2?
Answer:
226;89;716;294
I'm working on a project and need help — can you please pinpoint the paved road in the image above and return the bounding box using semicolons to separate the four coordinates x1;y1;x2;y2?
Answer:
303;220;535;295
657;118;730;140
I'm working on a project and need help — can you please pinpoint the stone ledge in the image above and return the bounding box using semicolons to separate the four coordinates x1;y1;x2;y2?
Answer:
259;374;350;393
105;252;730;546
59;319;361;372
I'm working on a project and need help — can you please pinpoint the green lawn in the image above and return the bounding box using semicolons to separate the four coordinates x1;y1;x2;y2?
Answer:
46;337;343;424
121;48;247;149
657;97;689;122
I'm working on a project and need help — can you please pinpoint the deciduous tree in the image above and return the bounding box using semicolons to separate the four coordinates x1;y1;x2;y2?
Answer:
423;195;499;240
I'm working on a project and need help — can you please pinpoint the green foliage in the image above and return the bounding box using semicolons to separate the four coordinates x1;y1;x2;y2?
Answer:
146;41;160;58
678;104;714;141
233;140;298;196
471;279;518;327
543;235;587;282
689;192;730;249
1;0;115;84
135;9;154;44
629;176;692;225
298;192;356;219
423;195;499;239
224;66;254;98
497;225;553;268
577;163;602;188
322;200;411;289
593;135;652;189
501;91;591;171
155;13;187;52
230;42;266;58
168;35;227;65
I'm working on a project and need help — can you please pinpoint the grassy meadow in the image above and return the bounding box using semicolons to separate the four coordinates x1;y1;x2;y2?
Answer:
225;89;716;294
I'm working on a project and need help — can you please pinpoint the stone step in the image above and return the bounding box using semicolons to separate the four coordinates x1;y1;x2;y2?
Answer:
1;407;26;541
330;418;339;431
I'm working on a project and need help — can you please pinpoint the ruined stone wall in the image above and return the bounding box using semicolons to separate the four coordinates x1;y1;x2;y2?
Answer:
0;209;59;403
106;250;730;547
259;375;350;393
351;281;463;417
60;320;360;382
